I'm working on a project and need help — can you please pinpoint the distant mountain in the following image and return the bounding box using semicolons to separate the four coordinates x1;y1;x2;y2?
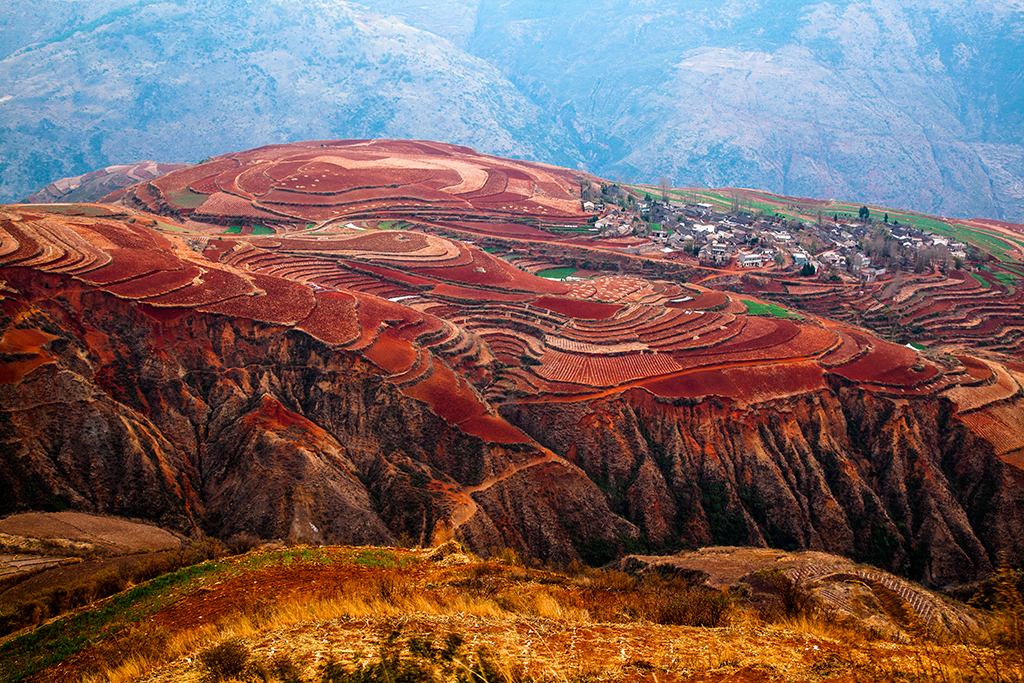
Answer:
2;0;1023;219
406;0;1024;220
23;160;187;204
0;0;575;204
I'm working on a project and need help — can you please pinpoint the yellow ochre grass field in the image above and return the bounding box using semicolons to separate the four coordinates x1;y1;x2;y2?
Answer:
1;544;1021;683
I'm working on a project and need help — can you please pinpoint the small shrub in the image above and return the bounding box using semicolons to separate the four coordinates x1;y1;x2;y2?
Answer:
226;532;264;555
92;568;127;597
267;653;303;683
653;588;731;627
493;547;522;566
973;566;1024;653
749;570;818;621
200;639;250;681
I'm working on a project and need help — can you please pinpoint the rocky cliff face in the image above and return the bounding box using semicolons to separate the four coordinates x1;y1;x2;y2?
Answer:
503;384;1024;587
0;268;635;564
17;277;1015;587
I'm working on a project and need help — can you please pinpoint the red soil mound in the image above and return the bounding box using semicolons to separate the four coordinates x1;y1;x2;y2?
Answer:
125;140;597;232
829;341;938;388
413;244;569;294
296;292;360;346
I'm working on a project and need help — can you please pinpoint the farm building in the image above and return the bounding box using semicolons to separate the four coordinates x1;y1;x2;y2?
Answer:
738;252;766;268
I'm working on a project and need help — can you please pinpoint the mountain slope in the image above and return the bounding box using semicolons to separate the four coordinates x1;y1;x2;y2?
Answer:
4;0;1023;218
453;0;1024;220
0;0;576;203
23;161;187;204
4;140;1024;586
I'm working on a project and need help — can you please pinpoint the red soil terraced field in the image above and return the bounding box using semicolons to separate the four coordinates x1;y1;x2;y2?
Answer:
643;361;826;404
8;140;1024;484
740;267;1024;357
0;206;535;448
2;202;985;421
533;295;621;320
122;140;598;233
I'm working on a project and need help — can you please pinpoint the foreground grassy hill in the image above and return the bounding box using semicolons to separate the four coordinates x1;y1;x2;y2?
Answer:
1;544;1021;682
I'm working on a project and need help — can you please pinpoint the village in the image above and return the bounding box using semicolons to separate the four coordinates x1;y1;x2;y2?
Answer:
578;185;977;283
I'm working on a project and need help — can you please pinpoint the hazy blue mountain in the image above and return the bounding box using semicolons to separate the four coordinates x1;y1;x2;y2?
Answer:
446;0;1024;219
0;0;576;202
3;0;1024;219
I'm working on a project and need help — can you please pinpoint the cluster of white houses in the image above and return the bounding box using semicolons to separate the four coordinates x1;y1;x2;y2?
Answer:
583;194;977;279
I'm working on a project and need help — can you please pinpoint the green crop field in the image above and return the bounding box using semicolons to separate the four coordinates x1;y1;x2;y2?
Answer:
166;189;209;209
982;266;1020;287
537;266;577;280
225;224;273;235
743;299;802;319
377;220;413;231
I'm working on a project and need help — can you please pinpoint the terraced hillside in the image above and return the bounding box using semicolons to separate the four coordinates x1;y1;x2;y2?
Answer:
743;268;1024;357
121;139;595;233
652;185;1024;358
24;161;188;205
2;143;1024;587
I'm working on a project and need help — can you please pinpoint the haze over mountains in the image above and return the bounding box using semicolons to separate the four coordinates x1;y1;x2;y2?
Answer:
1;0;1023;219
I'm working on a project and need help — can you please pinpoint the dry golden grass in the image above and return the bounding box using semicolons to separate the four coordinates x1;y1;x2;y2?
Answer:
84;592;511;683
34;547;1024;683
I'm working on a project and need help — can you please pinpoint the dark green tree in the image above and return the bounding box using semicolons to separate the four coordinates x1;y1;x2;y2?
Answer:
859;206;871;222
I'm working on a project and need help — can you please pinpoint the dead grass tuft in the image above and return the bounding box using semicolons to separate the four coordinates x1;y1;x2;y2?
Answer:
199;638;249;681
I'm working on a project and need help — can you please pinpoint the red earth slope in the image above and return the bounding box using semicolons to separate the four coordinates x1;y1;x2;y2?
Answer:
122;140;595;231
2;141;1023;584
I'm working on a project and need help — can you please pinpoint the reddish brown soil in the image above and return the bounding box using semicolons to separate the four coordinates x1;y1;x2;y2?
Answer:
3;143;1024;584
128;140;596;235
532;295;622;320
